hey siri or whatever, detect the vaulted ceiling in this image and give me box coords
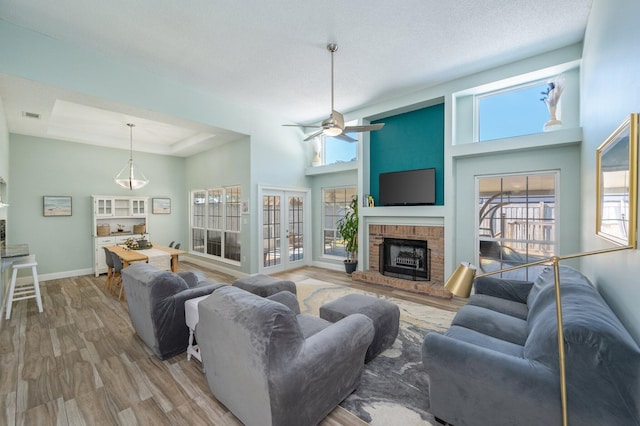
[0,0,593,156]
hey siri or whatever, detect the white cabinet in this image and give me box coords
[92,195,149,276]
[95,198,114,216]
[94,235,130,274]
[131,198,146,216]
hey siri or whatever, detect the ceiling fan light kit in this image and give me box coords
[284,43,384,143]
[114,123,149,190]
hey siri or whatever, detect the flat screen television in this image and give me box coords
[379,168,436,206]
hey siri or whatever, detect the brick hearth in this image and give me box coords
[351,224,452,299]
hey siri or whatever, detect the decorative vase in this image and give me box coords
[543,105,562,132]
[137,239,148,249]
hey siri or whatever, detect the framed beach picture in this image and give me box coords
[43,196,72,217]
[152,198,171,214]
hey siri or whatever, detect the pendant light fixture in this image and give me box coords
[115,123,149,190]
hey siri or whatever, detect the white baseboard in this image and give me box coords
[16,267,94,284]
[311,259,346,272]
[181,255,247,279]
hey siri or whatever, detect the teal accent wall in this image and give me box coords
[369,103,444,205]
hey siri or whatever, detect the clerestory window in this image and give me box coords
[475,75,564,142]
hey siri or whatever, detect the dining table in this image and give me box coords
[106,244,187,273]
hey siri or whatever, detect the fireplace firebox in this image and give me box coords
[380,238,430,281]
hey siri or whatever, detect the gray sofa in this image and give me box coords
[196,285,375,426]
[122,263,224,360]
[422,266,640,426]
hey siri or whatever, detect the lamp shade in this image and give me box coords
[444,262,476,298]
[115,123,149,190]
[323,127,342,137]
[114,160,149,190]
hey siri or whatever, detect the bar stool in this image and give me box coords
[5,255,43,320]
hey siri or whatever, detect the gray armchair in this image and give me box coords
[122,263,224,360]
[196,285,375,426]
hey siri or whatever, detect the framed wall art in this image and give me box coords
[152,197,171,214]
[43,196,72,217]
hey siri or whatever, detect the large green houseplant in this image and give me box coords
[336,195,359,274]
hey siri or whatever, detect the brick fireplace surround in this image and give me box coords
[352,224,451,299]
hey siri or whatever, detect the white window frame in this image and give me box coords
[475,171,560,280]
[473,77,558,143]
[321,186,357,260]
[189,185,242,265]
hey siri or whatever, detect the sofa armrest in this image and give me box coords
[174,283,225,304]
[473,276,533,303]
[267,290,301,314]
[422,332,561,426]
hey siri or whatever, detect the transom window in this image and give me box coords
[322,186,356,258]
[323,133,357,165]
[475,79,557,142]
[476,172,558,280]
[190,186,241,263]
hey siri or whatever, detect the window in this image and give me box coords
[476,79,557,142]
[476,172,558,280]
[323,133,357,165]
[322,186,356,258]
[190,186,241,263]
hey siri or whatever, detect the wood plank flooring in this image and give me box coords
[0,263,461,425]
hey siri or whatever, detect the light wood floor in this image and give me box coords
[0,263,462,425]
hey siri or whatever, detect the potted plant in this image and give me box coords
[136,233,149,249]
[336,195,359,274]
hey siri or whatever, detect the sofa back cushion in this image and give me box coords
[527,266,586,307]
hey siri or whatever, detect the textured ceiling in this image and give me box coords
[0,0,593,155]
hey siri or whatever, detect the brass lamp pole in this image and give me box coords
[445,244,634,426]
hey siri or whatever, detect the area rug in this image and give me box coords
[296,279,456,426]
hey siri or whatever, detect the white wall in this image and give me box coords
[581,0,640,341]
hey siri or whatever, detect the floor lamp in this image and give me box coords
[445,245,634,426]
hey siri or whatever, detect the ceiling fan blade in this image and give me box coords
[335,133,357,143]
[303,129,325,141]
[282,124,322,128]
[344,123,385,132]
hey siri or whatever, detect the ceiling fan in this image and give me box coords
[284,43,384,142]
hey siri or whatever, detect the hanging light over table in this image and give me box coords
[115,123,149,190]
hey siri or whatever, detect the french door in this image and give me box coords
[260,187,309,273]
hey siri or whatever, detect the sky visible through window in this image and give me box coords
[479,83,551,141]
[321,82,554,164]
[324,133,357,164]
